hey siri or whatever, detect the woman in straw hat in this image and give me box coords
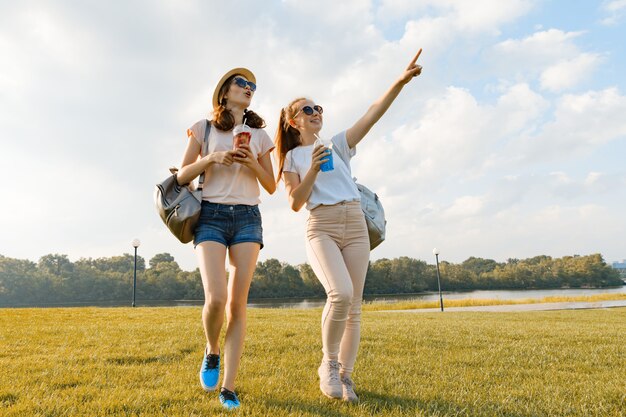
[177,68,275,410]
[274,49,423,403]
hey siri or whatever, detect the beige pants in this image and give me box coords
[306,201,370,376]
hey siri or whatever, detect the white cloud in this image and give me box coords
[539,53,603,92]
[282,0,373,25]
[604,0,626,11]
[494,83,549,134]
[383,198,623,266]
[584,172,604,186]
[377,0,535,33]
[443,195,485,218]
[511,87,626,162]
[0,145,138,254]
[487,28,612,93]
[352,82,548,201]
[379,164,626,259]
[601,0,626,25]
[489,29,594,85]
[494,29,583,56]
[0,7,107,126]
[446,0,535,32]
[548,171,625,199]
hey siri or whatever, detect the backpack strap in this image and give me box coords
[198,120,211,190]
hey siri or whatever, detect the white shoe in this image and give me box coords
[341,376,359,403]
[318,359,342,399]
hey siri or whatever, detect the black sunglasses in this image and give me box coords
[233,77,257,92]
[293,105,323,118]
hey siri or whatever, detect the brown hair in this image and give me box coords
[274,97,307,183]
[212,74,266,131]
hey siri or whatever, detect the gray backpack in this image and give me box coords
[354,179,386,250]
[154,121,210,243]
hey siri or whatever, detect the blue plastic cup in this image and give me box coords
[320,147,334,172]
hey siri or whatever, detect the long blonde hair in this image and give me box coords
[274,97,306,182]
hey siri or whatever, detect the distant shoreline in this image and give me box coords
[2,286,625,309]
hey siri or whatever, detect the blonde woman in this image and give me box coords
[274,50,422,402]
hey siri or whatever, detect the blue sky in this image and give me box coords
[1,0,625,271]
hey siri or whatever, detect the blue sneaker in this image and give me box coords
[219,387,240,410]
[199,350,220,391]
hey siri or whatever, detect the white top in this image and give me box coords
[283,131,360,210]
[187,120,275,205]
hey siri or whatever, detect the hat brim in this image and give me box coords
[212,68,256,110]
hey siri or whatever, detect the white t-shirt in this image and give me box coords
[187,120,275,205]
[283,131,360,210]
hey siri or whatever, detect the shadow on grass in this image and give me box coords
[0,393,18,408]
[106,346,195,366]
[260,397,352,417]
[359,390,530,417]
[258,390,424,417]
[262,390,531,417]
[49,381,81,390]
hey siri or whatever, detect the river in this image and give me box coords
[248,286,626,309]
[4,286,624,309]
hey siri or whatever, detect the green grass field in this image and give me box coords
[1,305,625,416]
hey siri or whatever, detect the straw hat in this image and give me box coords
[212,67,256,110]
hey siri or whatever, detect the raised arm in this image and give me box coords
[345,48,423,149]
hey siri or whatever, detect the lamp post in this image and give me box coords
[132,239,141,307]
[433,248,444,312]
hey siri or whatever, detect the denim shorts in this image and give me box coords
[193,201,264,249]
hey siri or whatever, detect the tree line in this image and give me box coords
[0,253,622,307]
